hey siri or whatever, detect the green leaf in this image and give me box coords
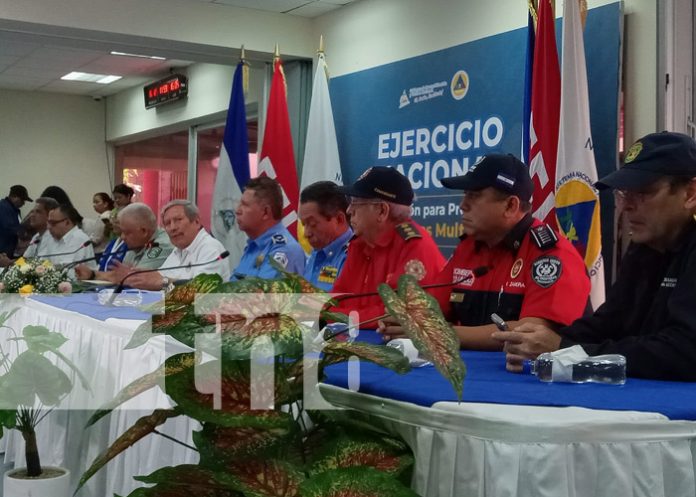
[321,342,411,374]
[166,360,293,429]
[0,409,16,430]
[0,307,19,328]
[77,409,180,493]
[379,275,466,400]
[215,459,305,497]
[318,310,349,324]
[86,353,196,427]
[299,467,419,497]
[133,465,239,494]
[125,311,202,349]
[123,485,240,497]
[19,325,67,353]
[0,350,71,408]
[194,423,296,467]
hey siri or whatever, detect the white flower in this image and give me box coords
[35,265,46,276]
[19,264,31,274]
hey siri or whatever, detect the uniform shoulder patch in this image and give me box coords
[531,255,562,288]
[272,251,289,268]
[147,246,162,259]
[271,234,287,245]
[404,259,427,281]
[396,222,422,241]
[530,224,558,250]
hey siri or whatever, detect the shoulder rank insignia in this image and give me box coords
[396,222,422,241]
[530,224,558,250]
[271,234,287,245]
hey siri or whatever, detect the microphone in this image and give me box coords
[321,265,491,341]
[38,240,93,260]
[108,251,230,305]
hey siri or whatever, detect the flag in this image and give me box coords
[258,57,300,236]
[521,6,536,164]
[528,0,561,227]
[298,51,343,252]
[211,61,251,269]
[555,0,605,308]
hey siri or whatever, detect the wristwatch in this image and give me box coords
[161,275,174,292]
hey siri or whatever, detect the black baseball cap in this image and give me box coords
[9,185,32,202]
[339,166,414,206]
[596,131,696,190]
[441,153,534,202]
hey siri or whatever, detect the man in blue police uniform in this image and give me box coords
[299,181,353,291]
[232,176,305,279]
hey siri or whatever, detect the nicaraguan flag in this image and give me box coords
[211,61,251,269]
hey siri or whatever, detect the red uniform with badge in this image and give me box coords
[331,220,446,327]
[430,215,590,327]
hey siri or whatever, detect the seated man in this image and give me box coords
[232,176,305,279]
[125,200,231,289]
[379,154,590,348]
[299,181,353,291]
[75,203,173,283]
[42,204,96,274]
[331,166,446,327]
[494,132,696,381]
[0,196,58,266]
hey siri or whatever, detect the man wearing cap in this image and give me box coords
[494,132,696,381]
[232,176,305,280]
[380,154,590,348]
[331,166,445,327]
[0,185,32,258]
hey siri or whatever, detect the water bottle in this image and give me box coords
[531,353,627,385]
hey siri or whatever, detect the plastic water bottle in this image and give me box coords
[531,353,627,385]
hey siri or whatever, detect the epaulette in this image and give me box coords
[396,221,422,241]
[271,233,287,245]
[530,224,558,250]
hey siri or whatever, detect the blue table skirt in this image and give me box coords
[30,292,161,321]
[324,331,696,421]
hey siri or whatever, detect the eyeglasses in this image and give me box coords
[613,184,668,205]
[47,218,68,226]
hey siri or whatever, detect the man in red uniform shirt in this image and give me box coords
[331,167,446,327]
[379,154,590,349]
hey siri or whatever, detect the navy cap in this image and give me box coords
[441,154,534,202]
[596,132,696,190]
[9,185,32,202]
[339,166,414,206]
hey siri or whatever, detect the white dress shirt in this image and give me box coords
[38,226,96,277]
[23,231,47,258]
[160,229,231,281]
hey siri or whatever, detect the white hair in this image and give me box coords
[161,199,199,221]
[387,202,412,223]
[118,202,157,231]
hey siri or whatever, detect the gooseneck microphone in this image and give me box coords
[107,251,230,305]
[36,240,93,262]
[65,244,129,270]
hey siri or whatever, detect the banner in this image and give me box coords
[258,58,300,236]
[331,3,620,262]
[211,61,250,269]
[556,0,606,308]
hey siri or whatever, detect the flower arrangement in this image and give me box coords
[0,257,72,295]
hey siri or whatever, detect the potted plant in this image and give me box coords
[76,271,465,496]
[0,308,89,497]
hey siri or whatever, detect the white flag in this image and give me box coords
[301,52,342,188]
[555,0,606,309]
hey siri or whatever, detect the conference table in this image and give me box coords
[2,293,696,497]
[0,292,200,497]
[322,333,696,497]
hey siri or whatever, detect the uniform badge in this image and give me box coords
[255,255,264,268]
[449,291,465,303]
[319,265,338,283]
[272,251,289,268]
[531,256,562,288]
[271,234,287,245]
[147,247,162,259]
[625,141,643,163]
[404,259,427,281]
[510,258,523,279]
[452,268,475,287]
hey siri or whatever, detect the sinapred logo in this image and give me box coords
[450,70,469,100]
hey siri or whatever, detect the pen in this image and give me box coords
[491,313,509,331]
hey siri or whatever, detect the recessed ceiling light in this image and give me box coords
[110,51,166,60]
[61,72,123,84]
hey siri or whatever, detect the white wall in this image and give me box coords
[0,90,110,219]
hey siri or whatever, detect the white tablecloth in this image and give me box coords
[319,384,696,497]
[1,297,199,497]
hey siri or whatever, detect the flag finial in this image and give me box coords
[240,44,246,62]
[240,45,249,98]
[274,43,280,62]
[318,35,325,55]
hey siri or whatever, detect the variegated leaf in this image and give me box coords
[78,409,180,493]
[379,274,466,400]
[193,423,295,465]
[321,342,410,374]
[216,459,305,497]
[124,482,240,497]
[133,465,240,496]
[86,353,196,427]
[299,467,419,497]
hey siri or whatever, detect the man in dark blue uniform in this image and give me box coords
[495,132,696,381]
[0,185,32,258]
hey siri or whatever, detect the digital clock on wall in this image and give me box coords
[143,74,188,109]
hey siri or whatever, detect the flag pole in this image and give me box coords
[240,45,249,97]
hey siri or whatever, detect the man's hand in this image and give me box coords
[74,263,94,280]
[109,260,136,283]
[125,271,165,291]
[491,322,562,373]
[376,316,407,342]
[0,253,12,267]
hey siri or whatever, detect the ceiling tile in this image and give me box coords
[289,1,340,16]
[213,0,310,13]
[0,40,40,57]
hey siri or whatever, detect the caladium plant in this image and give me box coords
[78,272,465,496]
